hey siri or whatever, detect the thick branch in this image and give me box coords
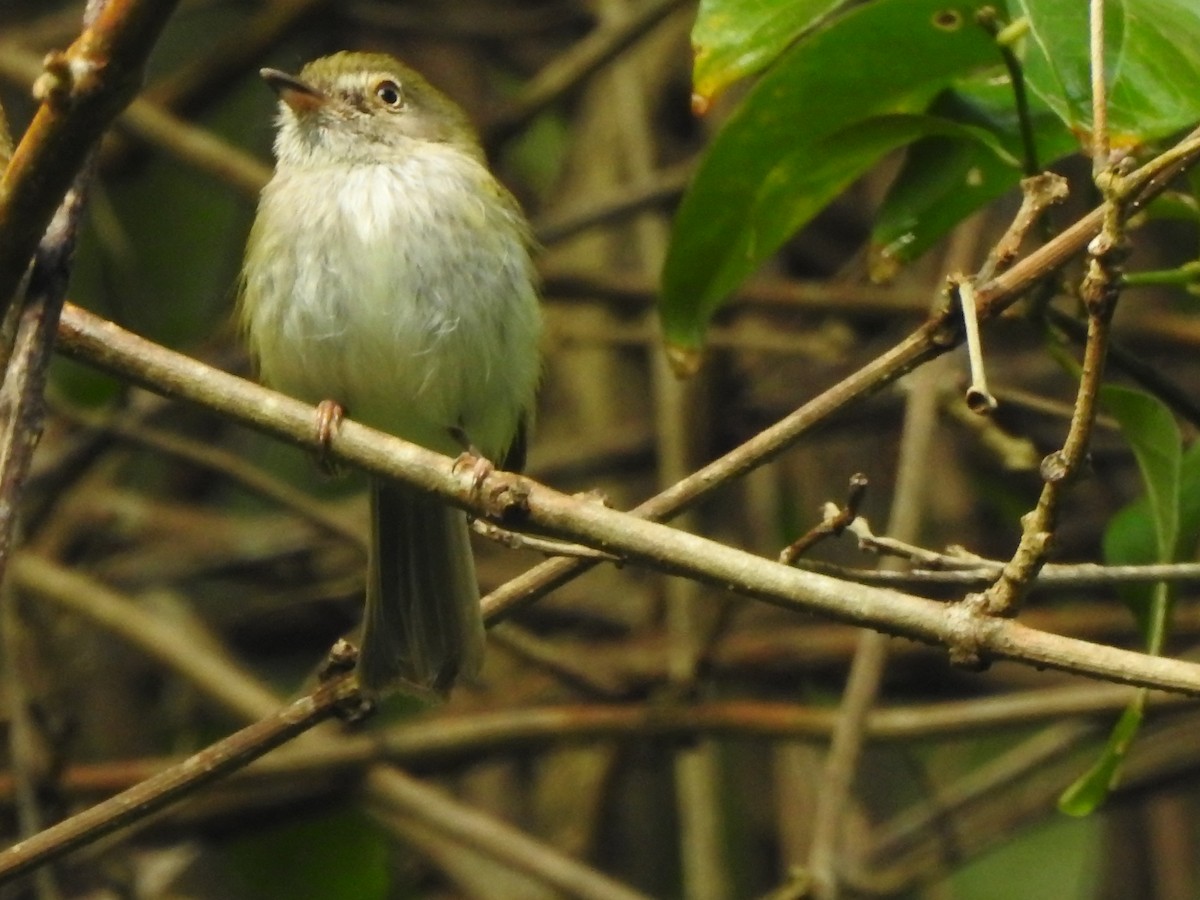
[51,304,1200,697]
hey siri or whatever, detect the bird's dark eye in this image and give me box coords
[374,80,403,109]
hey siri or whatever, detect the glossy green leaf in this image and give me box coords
[1103,494,1158,623]
[661,0,1000,365]
[1176,442,1200,560]
[1105,441,1200,632]
[1100,384,1180,648]
[1011,0,1200,146]
[1139,192,1200,225]
[1100,384,1181,564]
[691,0,848,104]
[871,129,1014,281]
[1059,698,1144,816]
[869,81,1079,277]
[1065,386,1187,814]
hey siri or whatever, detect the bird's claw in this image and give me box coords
[314,399,346,474]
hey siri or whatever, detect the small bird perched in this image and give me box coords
[240,52,542,697]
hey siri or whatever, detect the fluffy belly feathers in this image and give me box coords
[242,154,540,459]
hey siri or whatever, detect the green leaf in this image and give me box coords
[1071,387,1188,814]
[869,82,1079,277]
[1176,442,1200,560]
[1099,384,1181,563]
[661,0,1000,365]
[1100,384,1180,647]
[1011,0,1200,147]
[691,0,848,104]
[1105,440,1200,637]
[870,130,1014,282]
[1139,192,1200,225]
[1103,495,1158,622]
[1059,697,1145,816]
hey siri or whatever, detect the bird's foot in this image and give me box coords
[314,399,345,475]
[448,425,496,493]
[452,449,495,495]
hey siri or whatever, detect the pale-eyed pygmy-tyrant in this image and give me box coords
[240,52,541,696]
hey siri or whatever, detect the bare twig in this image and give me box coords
[16,553,653,898]
[8,686,1197,808]
[1090,0,1109,173]
[534,160,692,245]
[0,667,362,884]
[1046,304,1200,430]
[952,278,996,412]
[803,558,1200,590]
[55,401,362,546]
[807,354,945,899]
[779,474,868,565]
[971,152,1131,622]
[481,128,1200,657]
[0,138,95,582]
[0,42,271,198]
[977,173,1069,283]
[497,139,1196,629]
[0,0,182,315]
[484,0,686,143]
[472,518,619,561]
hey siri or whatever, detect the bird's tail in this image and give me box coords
[357,479,484,697]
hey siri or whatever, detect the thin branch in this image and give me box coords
[14,552,653,898]
[1090,0,1109,173]
[972,145,1130,621]
[803,558,1200,590]
[807,351,947,899]
[8,686,1197,805]
[0,0,182,315]
[778,474,868,565]
[0,42,271,198]
[0,667,362,884]
[50,304,1200,696]
[490,131,1200,628]
[977,173,1069,283]
[1046,303,1200,430]
[534,160,692,245]
[484,0,687,144]
[0,147,94,585]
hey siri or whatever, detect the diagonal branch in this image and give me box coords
[0,0,181,314]
[50,303,1200,697]
[0,666,361,884]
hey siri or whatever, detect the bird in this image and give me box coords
[239,51,541,697]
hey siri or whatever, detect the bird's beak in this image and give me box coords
[260,68,326,114]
